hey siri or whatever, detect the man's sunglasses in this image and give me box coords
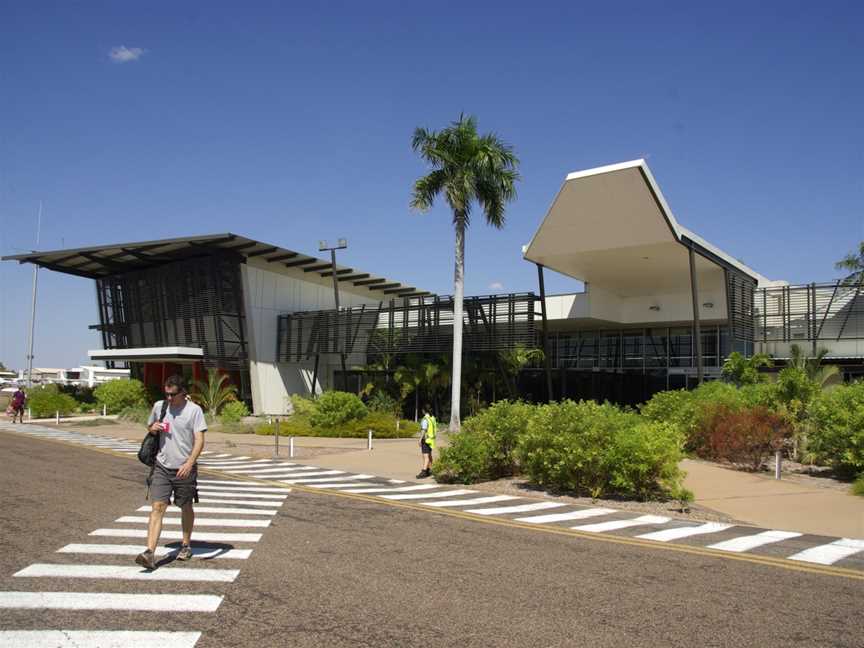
[165,390,183,397]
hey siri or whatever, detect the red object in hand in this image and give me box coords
[162,421,170,433]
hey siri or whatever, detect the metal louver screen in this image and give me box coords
[277,293,537,361]
[93,252,249,370]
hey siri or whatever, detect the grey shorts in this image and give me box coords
[420,440,433,455]
[150,462,198,507]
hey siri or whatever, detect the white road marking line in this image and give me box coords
[116,516,271,528]
[787,538,864,565]
[382,489,477,500]
[425,495,519,508]
[200,461,276,469]
[197,497,285,507]
[707,530,803,553]
[515,508,617,524]
[343,484,440,494]
[464,501,565,515]
[0,591,223,612]
[389,479,406,483]
[15,563,239,582]
[224,466,307,474]
[196,485,290,494]
[306,482,379,489]
[280,474,375,484]
[57,544,252,559]
[214,471,309,479]
[274,470,345,480]
[195,492,287,501]
[137,505,277,516]
[198,456,250,462]
[90,529,262,542]
[572,514,670,533]
[0,630,202,647]
[637,522,733,542]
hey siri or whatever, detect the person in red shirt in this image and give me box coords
[11,388,26,424]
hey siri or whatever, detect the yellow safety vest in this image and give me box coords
[423,414,437,449]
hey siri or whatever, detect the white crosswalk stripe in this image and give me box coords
[0,629,201,647]
[90,528,263,542]
[707,530,803,553]
[0,591,223,612]
[515,508,616,524]
[281,474,375,484]
[637,522,733,542]
[343,484,440,494]
[382,489,476,500]
[787,538,864,565]
[196,491,287,500]
[306,482,379,489]
[15,563,240,583]
[116,516,272,528]
[465,501,565,515]
[57,544,252,560]
[197,496,285,506]
[572,515,670,533]
[423,495,519,508]
[137,505,277,516]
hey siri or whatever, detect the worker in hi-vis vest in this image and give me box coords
[417,406,437,479]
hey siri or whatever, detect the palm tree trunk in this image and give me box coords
[449,213,466,431]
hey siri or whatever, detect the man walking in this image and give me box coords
[136,374,207,570]
[416,406,437,479]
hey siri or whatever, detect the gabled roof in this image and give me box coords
[2,233,430,298]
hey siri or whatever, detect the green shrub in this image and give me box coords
[255,412,417,439]
[462,400,534,477]
[517,400,686,500]
[119,405,151,426]
[641,381,778,452]
[26,384,78,418]
[366,390,400,416]
[808,381,864,473]
[289,394,316,416]
[94,379,148,414]
[218,400,250,424]
[433,432,496,483]
[852,474,864,497]
[309,391,367,428]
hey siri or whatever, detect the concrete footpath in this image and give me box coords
[29,418,864,540]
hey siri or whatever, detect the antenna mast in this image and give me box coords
[25,202,42,387]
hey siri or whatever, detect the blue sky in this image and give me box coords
[1,1,862,370]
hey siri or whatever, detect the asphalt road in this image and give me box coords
[0,430,860,648]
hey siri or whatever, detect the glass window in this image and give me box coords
[578,331,598,368]
[598,331,621,368]
[622,331,643,368]
[558,334,578,368]
[645,328,667,367]
[669,327,692,367]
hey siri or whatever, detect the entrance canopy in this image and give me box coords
[523,160,770,296]
[88,347,204,363]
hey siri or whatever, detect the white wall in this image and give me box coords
[544,269,727,326]
[242,261,381,414]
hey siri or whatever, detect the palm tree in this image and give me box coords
[836,241,864,285]
[192,368,238,417]
[721,352,773,386]
[411,114,520,431]
[787,344,841,389]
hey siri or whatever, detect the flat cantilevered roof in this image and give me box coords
[523,160,773,296]
[2,233,430,298]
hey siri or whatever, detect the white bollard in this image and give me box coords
[55,410,60,424]
[27,408,31,421]
[367,429,373,451]
[774,450,782,480]
[289,436,295,458]
[102,404,107,417]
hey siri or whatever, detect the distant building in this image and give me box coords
[15,366,130,388]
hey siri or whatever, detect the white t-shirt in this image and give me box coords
[147,399,207,469]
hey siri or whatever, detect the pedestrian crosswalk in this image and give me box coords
[0,422,290,647]
[6,422,864,574]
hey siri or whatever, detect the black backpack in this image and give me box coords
[137,400,169,466]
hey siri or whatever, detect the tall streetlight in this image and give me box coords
[319,238,348,384]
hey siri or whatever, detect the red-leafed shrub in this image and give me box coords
[695,406,790,470]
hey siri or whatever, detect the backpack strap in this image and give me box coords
[145,400,171,500]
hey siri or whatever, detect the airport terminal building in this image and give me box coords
[5,160,861,413]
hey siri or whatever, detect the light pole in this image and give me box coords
[319,238,348,385]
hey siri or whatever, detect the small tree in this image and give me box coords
[787,344,841,389]
[721,352,773,386]
[836,241,864,285]
[93,379,148,414]
[192,369,237,416]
